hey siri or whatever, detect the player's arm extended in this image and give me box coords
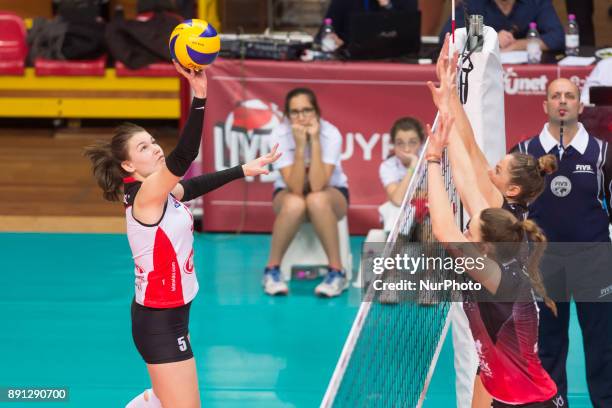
[448,90,503,209]
[427,42,494,216]
[436,35,503,208]
[427,114,502,294]
[172,145,280,201]
[134,65,207,223]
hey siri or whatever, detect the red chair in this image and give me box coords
[0,11,28,75]
[35,54,107,76]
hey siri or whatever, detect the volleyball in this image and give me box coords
[169,19,220,71]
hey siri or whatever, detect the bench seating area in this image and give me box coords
[0,11,180,119]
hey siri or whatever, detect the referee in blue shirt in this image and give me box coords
[514,78,612,407]
[440,0,565,52]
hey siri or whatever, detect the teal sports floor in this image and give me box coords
[0,233,592,407]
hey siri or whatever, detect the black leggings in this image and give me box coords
[131,299,193,364]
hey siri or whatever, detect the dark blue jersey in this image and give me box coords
[515,123,612,242]
[502,198,528,221]
[463,258,558,404]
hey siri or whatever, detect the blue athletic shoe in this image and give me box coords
[315,268,348,297]
[263,266,289,296]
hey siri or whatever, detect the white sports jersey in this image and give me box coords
[379,155,409,187]
[124,179,199,308]
[270,118,349,190]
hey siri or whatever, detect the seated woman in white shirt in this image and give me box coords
[378,117,425,231]
[264,88,350,297]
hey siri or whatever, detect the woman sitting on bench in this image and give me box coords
[263,88,349,297]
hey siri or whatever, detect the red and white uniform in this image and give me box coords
[124,179,198,308]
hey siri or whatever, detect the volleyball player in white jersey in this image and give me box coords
[85,63,280,408]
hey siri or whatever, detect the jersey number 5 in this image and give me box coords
[177,336,187,352]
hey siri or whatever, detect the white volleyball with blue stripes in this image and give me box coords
[169,19,220,70]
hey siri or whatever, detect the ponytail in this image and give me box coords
[537,154,558,177]
[519,219,557,317]
[509,153,558,205]
[83,123,144,202]
[84,142,126,201]
[480,208,557,316]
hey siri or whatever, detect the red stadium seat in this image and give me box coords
[0,11,28,75]
[115,61,177,77]
[35,55,107,77]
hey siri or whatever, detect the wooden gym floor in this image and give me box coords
[0,123,177,233]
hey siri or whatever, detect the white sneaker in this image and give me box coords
[315,269,348,297]
[263,267,289,296]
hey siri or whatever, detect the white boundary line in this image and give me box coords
[417,309,452,407]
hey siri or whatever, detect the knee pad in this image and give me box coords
[125,389,162,408]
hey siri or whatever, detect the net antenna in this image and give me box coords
[458,0,484,105]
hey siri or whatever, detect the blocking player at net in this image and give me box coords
[426,111,565,408]
[428,34,558,407]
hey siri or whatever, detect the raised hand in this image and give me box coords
[242,143,282,177]
[426,112,455,159]
[173,61,208,99]
[427,39,458,114]
[435,34,452,82]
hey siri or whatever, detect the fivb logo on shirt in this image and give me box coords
[550,175,572,197]
[574,164,594,174]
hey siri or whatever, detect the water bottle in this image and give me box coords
[526,22,542,64]
[565,14,580,56]
[321,18,338,53]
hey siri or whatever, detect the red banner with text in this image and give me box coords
[199,59,593,234]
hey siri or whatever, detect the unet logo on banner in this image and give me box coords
[503,67,586,96]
